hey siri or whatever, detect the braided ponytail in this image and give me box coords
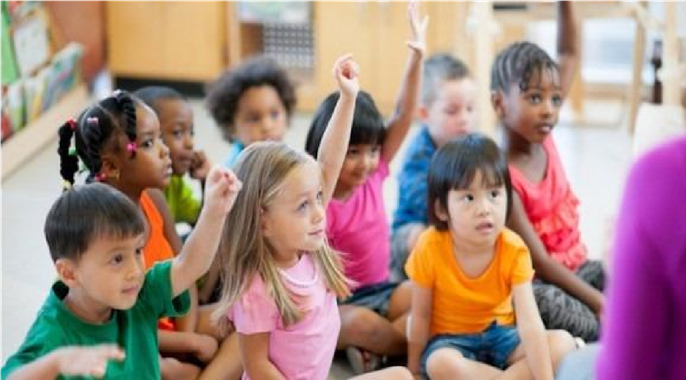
[114,90,138,157]
[57,119,79,189]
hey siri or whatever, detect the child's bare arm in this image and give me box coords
[171,166,241,297]
[318,55,360,205]
[513,282,554,380]
[381,0,427,163]
[408,282,432,378]
[7,345,124,380]
[239,333,287,380]
[508,192,604,314]
[158,330,218,363]
[556,1,580,99]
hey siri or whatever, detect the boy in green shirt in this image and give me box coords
[2,166,241,379]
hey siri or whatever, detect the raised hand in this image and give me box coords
[203,165,242,215]
[189,150,211,181]
[57,345,125,377]
[407,0,429,54]
[332,54,360,99]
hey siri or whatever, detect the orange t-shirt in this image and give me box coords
[405,227,534,336]
[140,190,177,330]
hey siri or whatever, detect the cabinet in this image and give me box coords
[106,2,227,82]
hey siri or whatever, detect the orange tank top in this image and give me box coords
[140,190,177,330]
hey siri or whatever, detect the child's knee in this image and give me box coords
[427,348,465,379]
[341,308,386,339]
[547,329,577,366]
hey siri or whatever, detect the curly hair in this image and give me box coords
[205,55,296,141]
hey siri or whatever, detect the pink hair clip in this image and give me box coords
[126,142,137,154]
[67,118,77,130]
[86,117,99,126]
[94,173,106,182]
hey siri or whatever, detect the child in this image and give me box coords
[134,86,211,227]
[205,55,296,168]
[490,3,605,342]
[406,133,576,379]
[304,1,426,372]
[1,166,241,378]
[52,90,242,378]
[212,55,410,380]
[390,53,476,282]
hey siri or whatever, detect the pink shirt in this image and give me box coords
[326,160,390,289]
[229,254,340,380]
[509,137,587,271]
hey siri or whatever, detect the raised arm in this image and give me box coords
[318,55,360,205]
[382,0,428,162]
[512,282,554,380]
[171,166,241,297]
[507,192,604,314]
[556,1,580,99]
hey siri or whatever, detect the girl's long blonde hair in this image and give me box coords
[213,142,350,332]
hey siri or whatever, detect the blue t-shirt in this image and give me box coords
[392,125,437,230]
[223,141,245,169]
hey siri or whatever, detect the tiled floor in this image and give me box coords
[1,99,634,378]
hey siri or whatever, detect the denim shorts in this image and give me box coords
[420,322,521,378]
[339,281,399,316]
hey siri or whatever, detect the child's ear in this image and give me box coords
[260,208,273,238]
[433,199,449,222]
[100,154,121,180]
[491,90,505,119]
[417,104,430,123]
[55,258,79,288]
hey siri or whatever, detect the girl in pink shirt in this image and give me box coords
[491,12,605,342]
[304,2,427,373]
[212,57,410,380]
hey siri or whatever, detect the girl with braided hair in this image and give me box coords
[490,2,606,344]
[56,90,242,379]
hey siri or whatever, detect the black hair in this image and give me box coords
[134,86,186,115]
[490,41,559,93]
[44,183,146,262]
[205,55,296,141]
[422,53,471,105]
[305,91,385,158]
[57,90,141,185]
[427,133,512,230]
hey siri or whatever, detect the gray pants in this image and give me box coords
[389,223,424,282]
[534,260,605,342]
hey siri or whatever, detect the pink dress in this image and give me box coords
[229,254,340,380]
[508,137,587,271]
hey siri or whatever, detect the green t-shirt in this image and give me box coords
[163,175,201,225]
[1,261,190,379]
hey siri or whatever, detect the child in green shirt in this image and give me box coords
[2,164,241,379]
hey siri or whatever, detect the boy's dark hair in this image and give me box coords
[422,53,471,105]
[427,133,512,230]
[490,41,559,93]
[45,183,146,262]
[305,91,385,158]
[57,90,144,185]
[205,55,296,141]
[134,86,186,115]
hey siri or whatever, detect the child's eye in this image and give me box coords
[316,191,323,203]
[140,139,154,148]
[462,194,474,202]
[529,94,541,104]
[490,190,501,199]
[173,129,183,139]
[135,247,144,257]
[347,149,360,157]
[552,95,563,107]
[297,200,309,212]
[270,110,282,119]
[111,254,124,265]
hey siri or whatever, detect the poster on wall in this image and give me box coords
[238,2,310,25]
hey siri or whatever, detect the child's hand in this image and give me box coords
[204,165,242,215]
[192,334,219,363]
[190,150,211,181]
[57,345,125,377]
[333,54,360,99]
[407,0,428,55]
